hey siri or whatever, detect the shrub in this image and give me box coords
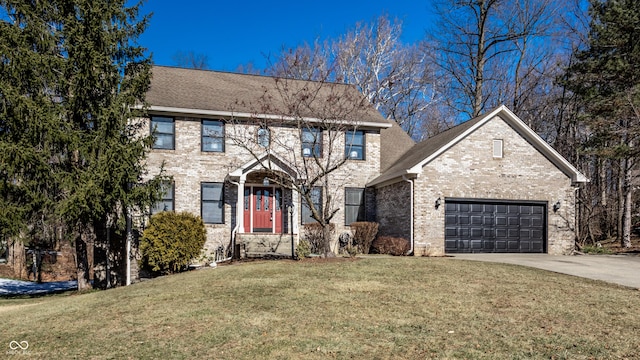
[302,223,335,254]
[295,239,311,259]
[350,222,379,254]
[140,212,207,275]
[581,244,613,254]
[371,236,410,256]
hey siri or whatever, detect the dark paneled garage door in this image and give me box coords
[444,200,546,253]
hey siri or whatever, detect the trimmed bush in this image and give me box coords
[295,239,311,259]
[350,222,379,254]
[371,236,410,256]
[140,212,207,275]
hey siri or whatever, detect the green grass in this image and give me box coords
[2,257,640,359]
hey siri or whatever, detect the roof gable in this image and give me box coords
[229,151,301,181]
[368,105,588,187]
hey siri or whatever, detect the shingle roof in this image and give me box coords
[380,112,485,176]
[380,120,416,172]
[146,66,389,126]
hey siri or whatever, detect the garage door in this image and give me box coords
[444,200,545,253]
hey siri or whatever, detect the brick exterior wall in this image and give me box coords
[144,115,382,260]
[378,115,578,256]
[0,239,77,282]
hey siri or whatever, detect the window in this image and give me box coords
[0,237,7,263]
[302,128,322,157]
[345,188,366,225]
[493,139,503,158]
[202,120,225,152]
[202,182,224,224]
[151,182,174,214]
[275,188,282,211]
[301,187,322,224]
[257,127,270,148]
[345,130,365,160]
[151,116,175,150]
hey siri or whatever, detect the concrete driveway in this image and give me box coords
[450,253,640,289]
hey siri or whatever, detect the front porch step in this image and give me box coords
[236,233,296,257]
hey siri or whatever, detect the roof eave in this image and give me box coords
[138,105,391,129]
[367,169,420,188]
[371,105,589,187]
[496,106,589,184]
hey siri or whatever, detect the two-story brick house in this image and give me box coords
[0,66,589,283]
[144,66,414,258]
[144,66,587,262]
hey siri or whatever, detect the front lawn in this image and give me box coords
[1,257,639,359]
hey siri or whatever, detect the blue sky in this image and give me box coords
[138,1,434,71]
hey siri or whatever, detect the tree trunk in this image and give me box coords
[617,159,624,242]
[75,235,92,290]
[621,158,632,248]
[322,224,333,257]
[9,240,28,279]
[472,0,489,118]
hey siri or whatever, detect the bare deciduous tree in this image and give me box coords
[428,0,562,119]
[172,50,210,70]
[227,73,373,256]
[266,15,445,140]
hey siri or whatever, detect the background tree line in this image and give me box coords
[222,0,635,248]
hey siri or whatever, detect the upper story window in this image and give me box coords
[493,139,503,158]
[151,116,175,150]
[302,127,322,157]
[202,120,225,152]
[345,130,365,160]
[257,126,270,148]
[151,181,174,214]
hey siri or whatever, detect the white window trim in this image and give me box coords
[493,139,503,158]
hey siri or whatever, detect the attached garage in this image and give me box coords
[369,105,588,256]
[444,199,546,253]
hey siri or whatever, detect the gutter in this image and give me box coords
[126,210,132,286]
[402,175,414,256]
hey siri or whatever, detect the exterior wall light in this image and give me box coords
[435,197,442,209]
[263,177,270,186]
[553,201,561,212]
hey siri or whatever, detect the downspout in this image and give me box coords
[221,179,241,263]
[402,175,414,256]
[574,186,580,248]
[125,210,132,286]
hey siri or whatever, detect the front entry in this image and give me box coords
[244,186,283,233]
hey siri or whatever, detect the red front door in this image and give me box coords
[244,187,283,233]
[253,187,272,232]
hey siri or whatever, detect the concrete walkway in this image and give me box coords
[450,253,640,289]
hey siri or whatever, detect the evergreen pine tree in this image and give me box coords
[0,1,66,250]
[0,0,165,288]
[565,0,640,248]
